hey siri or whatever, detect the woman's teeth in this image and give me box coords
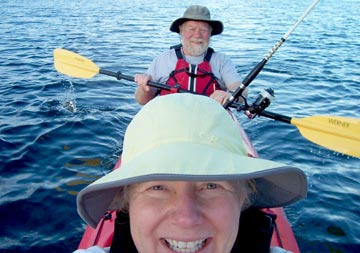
[165,239,206,253]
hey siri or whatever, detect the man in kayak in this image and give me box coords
[134,5,247,105]
[75,93,307,253]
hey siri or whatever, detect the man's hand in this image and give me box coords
[134,74,157,105]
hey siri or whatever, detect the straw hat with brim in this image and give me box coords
[77,93,307,228]
[170,5,224,36]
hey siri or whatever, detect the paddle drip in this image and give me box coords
[61,79,77,113]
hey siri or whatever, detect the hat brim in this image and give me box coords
[77,142,307,228]
[170,18,223,36]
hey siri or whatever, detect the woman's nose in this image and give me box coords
[169,192,204,228]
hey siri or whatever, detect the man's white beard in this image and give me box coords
[183,39,209,56]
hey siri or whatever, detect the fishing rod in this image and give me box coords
[224,0,321,109]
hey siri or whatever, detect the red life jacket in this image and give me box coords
[160,45,222,96]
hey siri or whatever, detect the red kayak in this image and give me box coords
[77,115,300,253]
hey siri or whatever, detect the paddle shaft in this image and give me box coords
[259,110,291,123]
[224,0,320,109]
[100,68,293,122]
[99,69,197,94]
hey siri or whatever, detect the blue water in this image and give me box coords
[1,0,359,252]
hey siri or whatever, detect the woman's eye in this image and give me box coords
[150,185,164,191]
[206,183,218,189]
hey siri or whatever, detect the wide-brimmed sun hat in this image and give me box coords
[77,93,307,228]
[170,5,224,36]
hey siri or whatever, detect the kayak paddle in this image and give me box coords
[53,48,195,94]
[53,48,360,158]
[260,111,360,158]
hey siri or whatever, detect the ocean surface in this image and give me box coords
[1,0,359,252]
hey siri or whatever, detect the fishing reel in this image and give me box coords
[244,88,275,119]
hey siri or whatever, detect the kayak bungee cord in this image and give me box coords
[224,0,321,109]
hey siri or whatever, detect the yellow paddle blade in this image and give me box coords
[291,116,360,158]
[53,48,100,78]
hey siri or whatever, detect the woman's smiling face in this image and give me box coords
[128,180,245,253]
